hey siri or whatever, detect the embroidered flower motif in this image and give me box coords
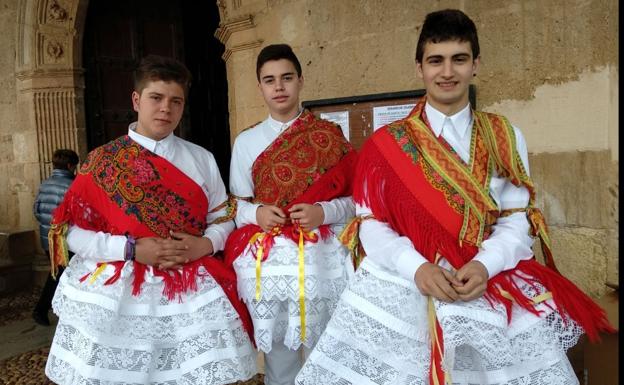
[133,158,156,184]
[251,111,351,206]
[166,194,177,206]
[421,160,464,214]
[86,137,207,238]
[389,123,418,164]
[451,193,465,205]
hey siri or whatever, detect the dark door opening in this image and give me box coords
[83,0,231,184]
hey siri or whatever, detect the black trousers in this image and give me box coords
[33,252,68,315]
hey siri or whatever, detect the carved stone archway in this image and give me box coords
[16,0,89,180]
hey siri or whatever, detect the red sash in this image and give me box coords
[224,110,357,265]
[49,135,254,341]
[353,97,613,383]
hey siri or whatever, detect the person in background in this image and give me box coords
[32,148,79,326]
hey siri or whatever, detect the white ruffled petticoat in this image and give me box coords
[233,224,354,353]
[45,256,257,385]
[295,258,583,385]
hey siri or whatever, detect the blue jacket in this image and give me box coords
[33,169,75,251]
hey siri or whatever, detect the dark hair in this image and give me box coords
[133,55,192,95]
[52,149,79,170]
[415,9,480,63]
[256,44,302,81]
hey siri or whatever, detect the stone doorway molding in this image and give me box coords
[16,0,89,181]
[16,0,267,182]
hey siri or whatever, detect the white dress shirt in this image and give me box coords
[359,102,535,282]
[66,123,234,261]
[229,112,355,227]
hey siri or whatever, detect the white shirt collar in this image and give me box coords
[267,109,303,133]
[424,102,472,139]
[128,121,176,153]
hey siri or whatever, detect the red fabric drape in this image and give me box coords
[352,106,613,344]
[49,135,254,342]
[224,111,357,265]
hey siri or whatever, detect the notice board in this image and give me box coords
[302,85,476,150]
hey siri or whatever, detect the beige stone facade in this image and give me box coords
[216,0,618,297]
[0,0,617,297]
[1,0,87,234]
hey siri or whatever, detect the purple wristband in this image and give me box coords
[124,235,136,261]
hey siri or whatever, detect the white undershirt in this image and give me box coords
[66,123,234,261]
[359,102,535,282]
[229,112,355,227]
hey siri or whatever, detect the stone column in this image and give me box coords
[215,0,265,144]
[16,0,88,182]
[12,0,88,282]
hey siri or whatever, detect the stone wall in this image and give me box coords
[0,0,87,237]
[216,0,618,297]
[0,0,25,230]
[0,0,617,297]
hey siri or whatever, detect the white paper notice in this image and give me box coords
[373,104,416,131]
[320,111,350,141]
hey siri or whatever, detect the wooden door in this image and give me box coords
[83,1,231,182]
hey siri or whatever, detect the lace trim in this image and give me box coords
[233,235,352,302]
[46,335,256,385]
[48,256,256,384]
[295,261,582,385]
[246,296,339,352]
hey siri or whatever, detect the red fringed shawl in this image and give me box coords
[353,97,613,341]
[354,97,614,384]
[224,110,357,265]
[48,135,254,341]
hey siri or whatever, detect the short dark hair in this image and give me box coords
[256,44,302,81]
[133,55,192,95]
[52,149,79,170]
[415,9,480,63]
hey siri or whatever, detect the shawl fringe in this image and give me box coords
[354,132,614,343]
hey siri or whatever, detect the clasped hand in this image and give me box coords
[414,260,488,303]
[133,231,214,270]
[256,203,325,233]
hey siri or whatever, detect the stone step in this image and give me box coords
[0,229,37,294]
[0,229,37,265]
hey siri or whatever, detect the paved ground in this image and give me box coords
[0,287,264,385]
[0,286,588,385]
[0,288,58,361]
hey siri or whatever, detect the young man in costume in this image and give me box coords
[32,148,79,326]
[296,9,613,385]
[225,44,357,385]
[45,55,256,385]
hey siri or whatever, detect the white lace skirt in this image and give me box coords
[233,225,354,353]
[295,258,583,385]
[46,256,257,385]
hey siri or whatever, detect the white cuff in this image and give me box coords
[111,236,128,260]
[204,230,223,254]
[396,249,429,282]
[66,226,128,261]
[316,201,332,225]
[473,249,505,279]
[236,200,262,226]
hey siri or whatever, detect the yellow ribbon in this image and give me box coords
[251,225,314,342]
[427,253,452,385]
[253,232,267,301]
[499,289,553,304]
[88,263,108,284]
[298,228,307,342]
